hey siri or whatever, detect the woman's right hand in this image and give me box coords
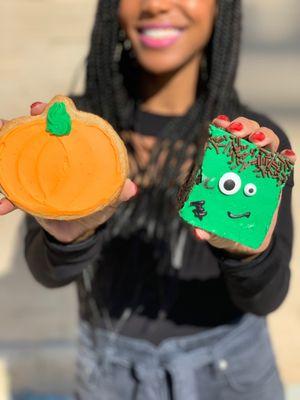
[0,102,137,243]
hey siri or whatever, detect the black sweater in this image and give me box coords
[24,108,294,345]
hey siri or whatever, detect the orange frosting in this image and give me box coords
[0,119,124,217]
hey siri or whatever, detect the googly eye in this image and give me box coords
[244,183,257,196]
[219,172,241,195]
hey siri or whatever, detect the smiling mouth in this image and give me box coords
[138,26,184,48]
[227,211,251,219]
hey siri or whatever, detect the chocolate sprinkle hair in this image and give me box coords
[206,132,294,186]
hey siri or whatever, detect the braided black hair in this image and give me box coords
[76,0,241,123]
[72,0,243,261]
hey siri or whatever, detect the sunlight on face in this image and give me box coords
[118,0,217,74]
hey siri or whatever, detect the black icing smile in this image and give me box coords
[227,211,251,219]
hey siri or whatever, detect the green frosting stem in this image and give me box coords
[46,102,72,136]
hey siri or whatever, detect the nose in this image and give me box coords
[141,0,173,15]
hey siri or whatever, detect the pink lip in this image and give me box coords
[139,34,181,49]
[139,23,181,29]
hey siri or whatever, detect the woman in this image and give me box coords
[0,0,296,399]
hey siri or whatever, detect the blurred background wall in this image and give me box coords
[0,0,299,397]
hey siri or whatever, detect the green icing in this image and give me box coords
[179,125,293,249]
[46,102,72,136]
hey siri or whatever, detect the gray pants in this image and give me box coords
[75,314,284,400]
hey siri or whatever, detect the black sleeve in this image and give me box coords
[215,111,294,315]
[24,215,105,288]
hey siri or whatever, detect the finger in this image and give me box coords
[280,149,297,164]
[248,127,280,152]
[30,102,47,116]
[118,179,138,203]
[0,119,7,129]
[193,228,212,241]
[0,198,17,215]
[212,115,231,129]
[227,117,260,138]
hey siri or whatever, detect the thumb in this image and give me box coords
[0,119,7,129]
[118,179,138,203]
[193,228,212,241]
[30,101,47,116]
[0,198,17,215]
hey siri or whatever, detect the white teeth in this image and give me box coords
[142,28,181,39]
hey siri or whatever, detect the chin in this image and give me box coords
[135,52,189,75]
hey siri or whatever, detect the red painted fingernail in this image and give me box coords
[227,122,243,132]
[30,101,43,109]
[251,132,265,142]
[217,115,230,121]
[283,149,295,157]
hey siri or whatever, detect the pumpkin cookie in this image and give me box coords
[178,124,293,249]
[0,95,129,219]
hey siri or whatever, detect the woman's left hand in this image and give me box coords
[193,115,297,260]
